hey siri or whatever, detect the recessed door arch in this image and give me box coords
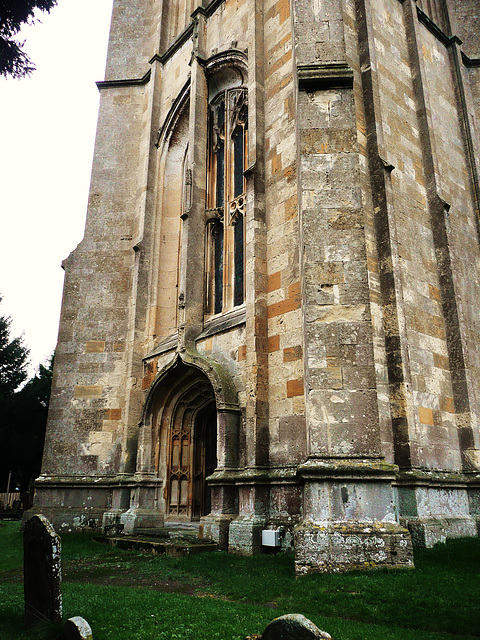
[151,366,217,521]
[193,402,217,519]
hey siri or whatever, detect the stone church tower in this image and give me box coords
[32,0,480,572]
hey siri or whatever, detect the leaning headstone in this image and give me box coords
[64,616,93,640]
[23,514,62,628]
[261,614,332,640]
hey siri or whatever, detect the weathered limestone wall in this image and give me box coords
[264,0,305,468]
[33,0,479,567]
[42,81,147,477]
[37,0,164,525]
[368,0,461,471]
[105,0,162,80]
[348,0,480,547]
[291,0,414,573]
[420,23,480,460]
[450,0,480,58]
[205,0,249,52]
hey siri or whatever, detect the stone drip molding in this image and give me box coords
[297,62,354,91]
[96,69,151,90]
[395,468,480,488]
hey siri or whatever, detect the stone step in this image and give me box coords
[137,523,201,540]
[93,533,218,557]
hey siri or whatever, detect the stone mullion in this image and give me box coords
[354,0,416,469]
[402,0,479,463]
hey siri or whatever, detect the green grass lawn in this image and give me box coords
[1,520,479,640]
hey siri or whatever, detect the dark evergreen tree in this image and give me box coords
[0,297,30,493]
[0,298,29,400]
[0,0,57,78]
[1,357,53,495]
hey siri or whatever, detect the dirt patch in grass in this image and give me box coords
[77,573,200,594]
[5,550,281,607]
[1,568,22,583]
[62,555,208,596]
[1,549,207,597]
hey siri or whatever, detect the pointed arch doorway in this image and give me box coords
[152,366,218,522]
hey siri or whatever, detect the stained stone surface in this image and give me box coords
[23,514,62,627]
[30,0,480,571]
[64,616,94,640]
[262,614,332,640]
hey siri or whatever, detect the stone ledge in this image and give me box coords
[462,52,480,67]
[298,457,398,482]
[198,305,246,339]
[96,69,151,90]
[144,333,178,359]
[297,63,354,91]
[34,474,159,489]
[395,469,480,488]
[208,466,298,486]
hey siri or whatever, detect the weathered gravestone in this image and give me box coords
[261,614,332,640]
[23,514,62,627]
[64,616,94,640]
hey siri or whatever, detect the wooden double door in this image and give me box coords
[160,380,217,521]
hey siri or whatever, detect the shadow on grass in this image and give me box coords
[1,521,479,640]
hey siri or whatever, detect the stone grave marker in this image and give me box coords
[261,614,332,640]
[64,616,94,640]
[23,514,62,627]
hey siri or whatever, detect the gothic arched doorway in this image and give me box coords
[152,366,217,522]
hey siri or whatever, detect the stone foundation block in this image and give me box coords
[294,522,413,574]
[119,508,164,534]
[402,516,478,548]
[200,513,235,549]
[228,515,266,555]
[23,507,104,533]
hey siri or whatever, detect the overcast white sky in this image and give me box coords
[0,0,114,375]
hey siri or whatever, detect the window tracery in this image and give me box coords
[206,85,248,316]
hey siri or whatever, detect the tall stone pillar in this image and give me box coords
[293,0,413,572]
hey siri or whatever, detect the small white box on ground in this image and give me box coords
[262,529,281,547]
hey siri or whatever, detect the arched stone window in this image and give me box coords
[205,71,248,316]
